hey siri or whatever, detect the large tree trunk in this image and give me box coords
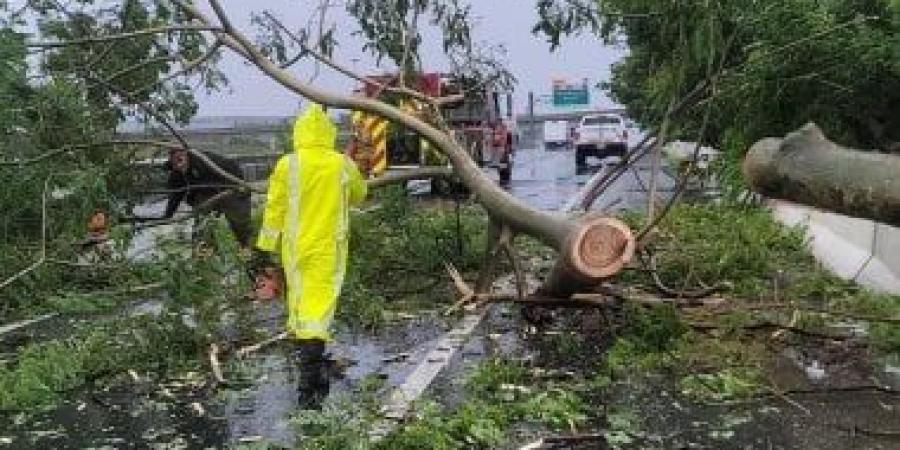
[743,123,900,227]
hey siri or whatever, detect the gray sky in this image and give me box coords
[197,0,625,117]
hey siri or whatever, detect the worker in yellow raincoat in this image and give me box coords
[255,104,367,409]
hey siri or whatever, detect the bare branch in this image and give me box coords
[308,0,333,83]
[236,332,289,358]
[27,25,221,48]
[367,166,455,188]
[105,55,178,83]
[209,343,226,384]
[634,28,738,243]
[83,74,260,193]
[399,4,420,87]
[641,251,729,299]
[0,144,90,166]
[0,139,187,166]
[261,10,459,106]
[646,97,675,220]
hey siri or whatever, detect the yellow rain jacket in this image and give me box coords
[256,105,367,340]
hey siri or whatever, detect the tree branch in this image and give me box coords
[27,25,221,48]
[641,251,729,299]
[261,10,460,107]
[84,74,260,193]
[104,55,177,83]
[0,139,188,166]
[134,39,223,96]
[131,188,237,229]
[635,28,738,243]
[366,166,455,188]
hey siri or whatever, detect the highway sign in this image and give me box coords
[553,88,589,106]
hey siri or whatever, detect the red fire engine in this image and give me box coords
[346,72,516,184]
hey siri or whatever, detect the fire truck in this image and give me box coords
[346,72,516,185]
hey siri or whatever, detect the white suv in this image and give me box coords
[574,114,628,167]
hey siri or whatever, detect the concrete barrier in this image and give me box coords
[768,199,900,294]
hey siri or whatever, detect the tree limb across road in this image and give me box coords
[744,123,900,227]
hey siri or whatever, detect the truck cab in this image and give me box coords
[574,114,628,167]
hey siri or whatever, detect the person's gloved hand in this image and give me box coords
[247,249,282,301]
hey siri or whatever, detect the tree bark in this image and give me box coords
[743,123,900,227]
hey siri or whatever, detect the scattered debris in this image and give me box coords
[236,332,289,358]
[190,402,206,417]
[209,344,225,384]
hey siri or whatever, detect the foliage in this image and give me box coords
[289,357,588,449]
[346,0,473,70]
[630,204,814,299]
[535,0,900,189]
[376,359,586,448]
[0,216,251,412]
[603,407,640,449]
[31,0,224,126]
[614,202,898,395]
[339,188,486,329]
[0,313,202,411]
[679,368,759,401]
[632,202,900,327]
[0,0,233,323]
[604,305,686,373]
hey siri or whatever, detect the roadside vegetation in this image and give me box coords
[341,186,487,330]
[0,189,485,414]
[616,201,900,389]
[2,0,898,447]
[280,355,591,450]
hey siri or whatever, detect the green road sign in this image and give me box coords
[553,88,589,106]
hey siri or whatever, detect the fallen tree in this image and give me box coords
[743,123,900,227]
[25,0,636,300]
[170,0,635,299]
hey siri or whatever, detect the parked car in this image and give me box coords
[543,120,570,150]
[574,114,628,167]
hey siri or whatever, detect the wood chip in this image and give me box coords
[190,402,206,417]
[127,369,141,383]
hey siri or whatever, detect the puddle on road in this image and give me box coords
[508,148,689,213]
[218,300,451,447]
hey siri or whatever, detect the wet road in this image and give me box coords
[0,139,683,449]
[507,143,676,213]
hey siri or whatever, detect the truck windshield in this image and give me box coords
[582,116,621,126]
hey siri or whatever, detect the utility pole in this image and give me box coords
[528,91,535,147]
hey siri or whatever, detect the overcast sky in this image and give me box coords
[195,0,625,117]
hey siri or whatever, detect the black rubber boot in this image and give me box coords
[296,339,329,410]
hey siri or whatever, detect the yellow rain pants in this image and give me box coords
[256,105,367,340]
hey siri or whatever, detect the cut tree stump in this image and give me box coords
[743,123,900,227]
[539,215,636,298]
